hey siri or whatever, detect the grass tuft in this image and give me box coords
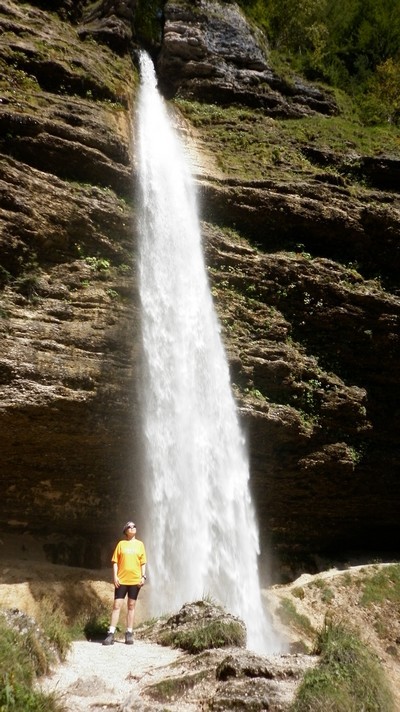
[291,619,395,712]
[360,564,400,607]
[277,597,314,636]
[157,619,246,654]
[0,611,65,711]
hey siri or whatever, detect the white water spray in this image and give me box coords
[136,52,280,653]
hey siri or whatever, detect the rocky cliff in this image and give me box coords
[0,0,399,578]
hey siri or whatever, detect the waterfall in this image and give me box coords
[136,51,280,653]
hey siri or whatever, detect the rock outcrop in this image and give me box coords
[132,600,315,711]
[0,0,399,578]
[0,0,138,564]
[157,0,337,117]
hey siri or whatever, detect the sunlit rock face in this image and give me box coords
[0,0,399,578]
[157,0,337,117]
[0,0,139,566]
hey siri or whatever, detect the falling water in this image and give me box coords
[136,51,280,653]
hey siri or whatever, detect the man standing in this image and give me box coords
[103,521,147,645]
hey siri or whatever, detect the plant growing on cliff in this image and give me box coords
[277,597,314,636]
[134,0,164,48]
[0,612,65,711]
[360,564,400,607]
[291,619,395,711]
[235,0,400,125]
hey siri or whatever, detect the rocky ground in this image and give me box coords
[0,0,399,607]
[40,639,186,712]
[1,554,399,710]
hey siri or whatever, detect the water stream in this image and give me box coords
[136,51,281,653]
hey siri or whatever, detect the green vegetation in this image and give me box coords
[233,0,400,125]
[0,588,124,707]
[157,619,246,653]
[80,602,115,641]
[277,597,314,636]
[291,619,395,712]
[0,611,66,712]
[27,584,114,644]
[145,670,208,702]
[360,564,400,607]
[134,0,164,47]
[37,598,71,662]
[176,99,400,183]
[0,57,40,94]
[311,578,335,604]
[0,17,134,105]
[84,256,111,272]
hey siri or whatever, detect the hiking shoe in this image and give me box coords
[102,632,115,646]
[125,631,134,645]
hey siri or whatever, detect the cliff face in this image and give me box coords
[0,0,139,565]
[0,0,399,578]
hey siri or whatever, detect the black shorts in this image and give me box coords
[114,584,141,601]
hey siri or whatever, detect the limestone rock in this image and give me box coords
[157,0,337,117]
[137,600,247,652]
[0,0,399,577]
[78,0,136,53]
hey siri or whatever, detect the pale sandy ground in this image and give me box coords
[1,543,400,711]
[0,550,192,710]
[39,638,188,711]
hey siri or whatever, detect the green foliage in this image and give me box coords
[244,387,266,401]
[311,579,335,604]
[277,597,314,635]
[145,670,208,702]
[291,619,395,711]
[81,602,113,641]
[234,0,400,125]
[0,613,64,712]
[176,99,400,184]
[0,266,12,289]
[134,0,165,47]
[84,256,111,272]
[0,57,40,94]
[361,57,400,125]
[157,619,246,653]
[37,598,71,662]
[360,565,400,607]
[14,273,41,300]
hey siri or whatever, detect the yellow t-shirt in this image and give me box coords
[111,538,147,585]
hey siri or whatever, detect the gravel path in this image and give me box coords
[40,638,185,711]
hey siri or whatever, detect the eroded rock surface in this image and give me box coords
[0,0,138,564]
[0,0,399,578]
[157,0,337,117]
[131,601,314,711]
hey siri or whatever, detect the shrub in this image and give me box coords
[82,603,113,641]
[0,611,65,712]
[291,619,395,712]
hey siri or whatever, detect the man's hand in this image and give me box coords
[114,576,120,588]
